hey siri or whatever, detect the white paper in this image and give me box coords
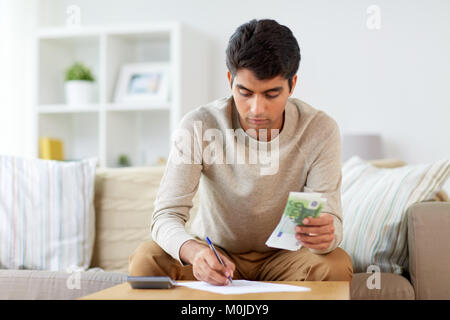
[176,280,311,295]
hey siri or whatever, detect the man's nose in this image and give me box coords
[250,95,266,115]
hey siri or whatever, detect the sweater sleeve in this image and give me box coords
[151,112,203,264]
[303,118,343,255]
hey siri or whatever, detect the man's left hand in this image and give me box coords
[295,212,335,251]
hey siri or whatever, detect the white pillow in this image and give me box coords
[339,156,450,274]
[0,155,97,271]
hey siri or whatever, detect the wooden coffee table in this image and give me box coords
[80,281,349,300]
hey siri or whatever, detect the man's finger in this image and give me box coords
[302,213,333,226]
[296,232,334,244]
[220,254,236,277]
[209,247,235,278]
[198,258,229,285]
[295,224,335,235]
[204,251,231,278]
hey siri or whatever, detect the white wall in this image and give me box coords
[0,0,37,158]
[2,0,450,190]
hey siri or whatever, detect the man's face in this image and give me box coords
[227,68,297,139]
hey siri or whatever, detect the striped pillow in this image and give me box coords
[0,155,97,271]
[339,156,450,274]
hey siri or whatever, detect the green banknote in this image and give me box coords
[265,192,327,251]
[284,192,325,226]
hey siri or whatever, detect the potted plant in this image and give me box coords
[118,154,131,167]
[64,62,96,105]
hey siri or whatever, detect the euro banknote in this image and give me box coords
[265,192,327,251]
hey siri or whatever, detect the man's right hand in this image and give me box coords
[180,240,235,286]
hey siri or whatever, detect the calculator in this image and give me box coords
[127,276,176,289]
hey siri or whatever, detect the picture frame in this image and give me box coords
[114,62,171,105]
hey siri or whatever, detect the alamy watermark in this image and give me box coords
[366,5,382,30]
[366,265,381,290]
[66,5,81,29]
[66,265,83,290]
[170,121,280,175]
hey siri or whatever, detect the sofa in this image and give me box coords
[0,161,449,300]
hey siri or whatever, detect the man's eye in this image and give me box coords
[238,91,278,99]
[239,91,252,97]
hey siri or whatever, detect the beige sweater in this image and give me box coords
[151,95,343,264]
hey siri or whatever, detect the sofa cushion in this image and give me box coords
[0,155,97,271]
[91,166,200,272]
[339,156,450,274]
[351,272,415,300]
[407,202,450,299]
[0,269,127,300]
[369,158,449,201]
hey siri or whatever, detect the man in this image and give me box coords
[129,19,353,286]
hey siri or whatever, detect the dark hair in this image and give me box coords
[226,19,300,93]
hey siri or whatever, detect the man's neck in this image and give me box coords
[241,111,284,141]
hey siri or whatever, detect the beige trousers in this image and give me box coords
[129,239,353,282]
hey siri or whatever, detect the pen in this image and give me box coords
[206,237,233,284]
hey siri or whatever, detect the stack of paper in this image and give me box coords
[176,280,311,294]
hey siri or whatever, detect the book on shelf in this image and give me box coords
[39,137,64,161]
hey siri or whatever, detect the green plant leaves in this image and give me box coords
[65,62,95,82]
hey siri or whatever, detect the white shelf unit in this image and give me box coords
[34,22,210,167]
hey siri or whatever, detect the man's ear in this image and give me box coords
[289,74,298,96]
[227,71,233,90]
